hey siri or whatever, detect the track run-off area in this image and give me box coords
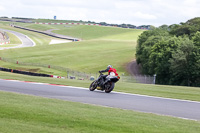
[0,79,200,121]
[0,28,35,50]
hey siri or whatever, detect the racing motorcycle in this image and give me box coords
[89,71,120,93]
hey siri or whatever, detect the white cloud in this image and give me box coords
[134,12,157,20]
[0,0,200,27]
[183,0,197,6]
[114,1,142,9]
[0,5,5,11]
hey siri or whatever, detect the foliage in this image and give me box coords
[169,37,200,86]
[136,27,171,74]
[169,17,200,37]
[192,31,200,47]
[149,36,180,84]
[136,17,200,86]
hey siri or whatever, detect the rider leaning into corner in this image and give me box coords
[99,65,118,84]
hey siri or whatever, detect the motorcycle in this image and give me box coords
[89,71,120,93]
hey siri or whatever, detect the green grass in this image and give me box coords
[15,22,143,40]
[0,61,67,76]
[0,45,19,48]
[0,22,53,46]
[0,32,22,48]
[0,91,200,133]
[6,32,22,44]
[52,25,141,40]
[1,71,200,102]
[0,21,143,75]
[0,39,138,74]
[16,22,59,31]
[33,18,88,24]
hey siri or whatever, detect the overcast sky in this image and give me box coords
[0,0,200,27]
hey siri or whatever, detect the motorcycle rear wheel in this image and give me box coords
[105,82,115,93]
[89,80,97,91]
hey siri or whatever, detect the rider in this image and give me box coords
[99,65,118,84]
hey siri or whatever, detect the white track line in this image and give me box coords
[1,79,200,104]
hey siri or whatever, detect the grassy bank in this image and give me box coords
[0,39,137,74]
[15,22,142,40]
[0,21,143,75]
[0,91,200,133]
[6,32,22,44]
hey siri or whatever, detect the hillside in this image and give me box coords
[0,21,143,76]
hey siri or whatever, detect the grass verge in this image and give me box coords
[0,91,200,133]
[6,32,22,44]
[0,45,19,48]
[0,31,21,48]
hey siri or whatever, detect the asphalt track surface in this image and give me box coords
[0,28,35,50]
[0,79,200,121]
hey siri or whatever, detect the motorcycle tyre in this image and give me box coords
[105,82,115,93]
[89,80,97,91]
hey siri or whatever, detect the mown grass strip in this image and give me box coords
[0,91,200,133]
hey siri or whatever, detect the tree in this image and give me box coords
[149,25,156,30]
[136,27,170,75]
[169,17,200,37]
[148,36,180,84]
[169,37,200,86]
[136,17,200,86]
[186,17,200,35]
[169,24,190,36]
[192,31,200,47]
[159,24,169,30]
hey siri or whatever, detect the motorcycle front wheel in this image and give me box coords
[89,80,98,91]
[104,82,115,93]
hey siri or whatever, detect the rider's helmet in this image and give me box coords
[107,65,112,69]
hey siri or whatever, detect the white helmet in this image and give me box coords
[107,65,112,69]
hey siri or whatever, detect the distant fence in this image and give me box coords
[35,22,101,26]
[0,57,155,84]
[35,22,150,30]
[121,75,155,84]
[0,18,33,23]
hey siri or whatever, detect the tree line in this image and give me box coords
[136,17,200,86]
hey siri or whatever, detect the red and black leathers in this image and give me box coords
[100,67,118,76]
